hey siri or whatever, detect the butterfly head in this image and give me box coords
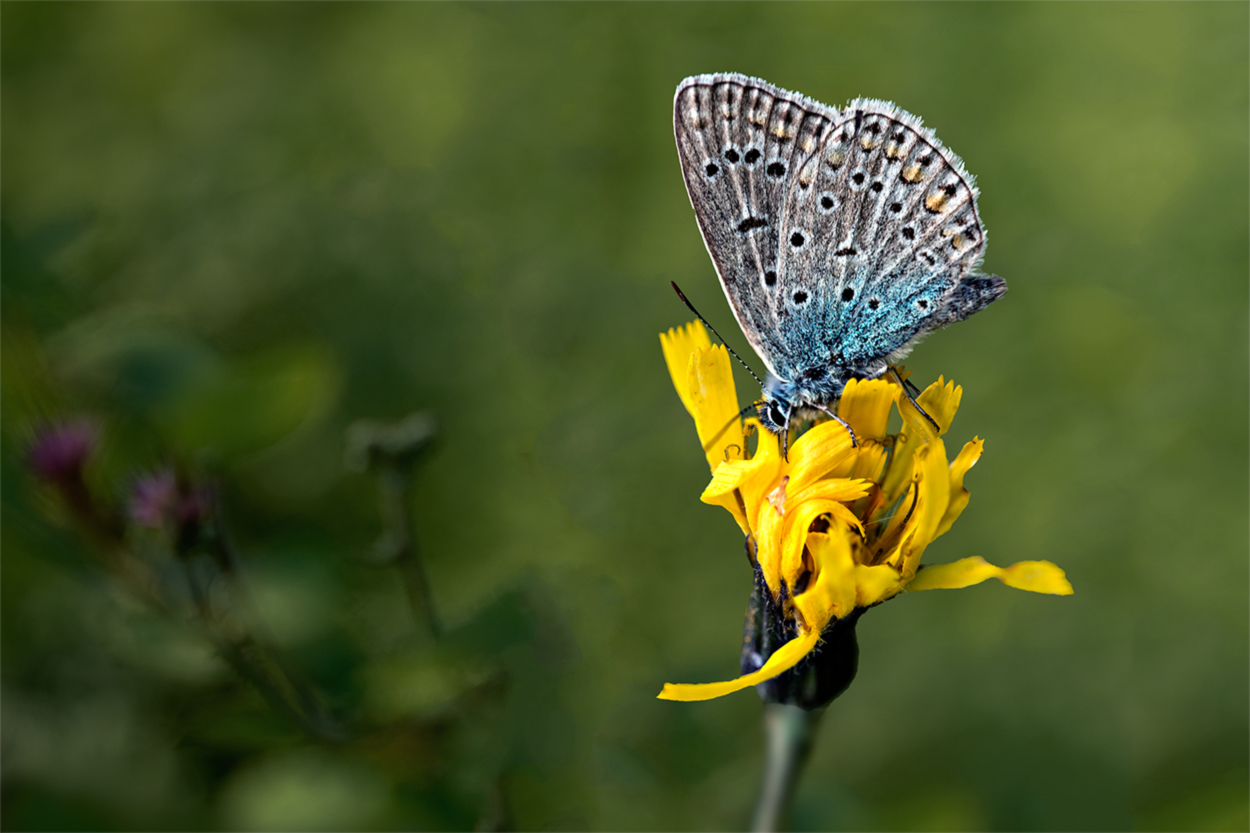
[757,370,851,435]
[756,394,791,435]
[758,375,803,434]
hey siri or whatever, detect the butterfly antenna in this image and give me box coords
[671,282,763,388]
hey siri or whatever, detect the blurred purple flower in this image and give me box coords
[130,469,178,528]
[27,419,99,484]
[129,468,211,542]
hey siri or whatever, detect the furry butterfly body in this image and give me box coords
[673,73,1006,434]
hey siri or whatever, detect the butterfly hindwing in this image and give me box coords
[674,73,840,377]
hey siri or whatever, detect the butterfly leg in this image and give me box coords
[899,372,923,399]
[888,367,940,432]
[781,410,793,462]
[814,405,858,448]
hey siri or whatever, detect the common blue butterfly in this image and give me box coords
[673,73,1006,439]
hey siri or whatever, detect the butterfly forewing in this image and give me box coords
[674,74,841,377]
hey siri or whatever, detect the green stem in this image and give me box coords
[377,466,440,638]
[751,703,825,832]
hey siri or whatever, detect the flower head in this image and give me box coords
[27,419,99,485]
[658,321,1072,702]
[130,468,212,551]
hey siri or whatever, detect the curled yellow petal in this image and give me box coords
[880,440,951,577]
[660,321,712,416]
[779,499,864,585]
[935,438,983,539]
[657,627,822,702]
[905,556,1074,595]
[793,531,857,629]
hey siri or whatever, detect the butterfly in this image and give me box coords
[673,73,1006,446]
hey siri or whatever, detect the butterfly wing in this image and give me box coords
[673,73,841,378]
[776,99,999,377]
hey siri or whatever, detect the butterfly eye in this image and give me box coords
[767,404,786,426]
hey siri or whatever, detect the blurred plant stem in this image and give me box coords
[376,465,441,638]
[751,703,825,833]
[185,519,348,743]
[345,411,441,639]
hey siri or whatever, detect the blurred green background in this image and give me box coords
[3,3,1247,831]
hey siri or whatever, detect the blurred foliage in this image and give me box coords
[2,3,1247,831]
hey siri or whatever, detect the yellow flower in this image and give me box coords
[657,321,1073,702]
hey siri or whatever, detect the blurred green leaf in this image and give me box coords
[162,344,340,459]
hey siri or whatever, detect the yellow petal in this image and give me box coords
[787,419,856,491]
[660,321,712,416]
[702,458,765,501]
[853,563,906,607]
[656,627,822,702]
[780,499,865,586]
[786,478,872,507]
[738,428,784,529]
[847,441,889,482]
[687,345,745,472]
[901,376,962,440]
[881,440,951,579]
[793,531,857,631]
[935,438,983,539]
[755,499,788,593]
[838,378,898,442]
[703,489,751,537]
[905,556,1074,595]
[882,377,963,503]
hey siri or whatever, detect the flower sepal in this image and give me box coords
[741,564,863,711]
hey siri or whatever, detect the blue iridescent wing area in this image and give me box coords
[775,99,995,378]
[673,73,842,378]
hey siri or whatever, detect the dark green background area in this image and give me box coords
[3,3,1246,831]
